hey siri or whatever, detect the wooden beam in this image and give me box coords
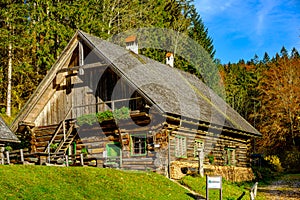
[56,62,109,74]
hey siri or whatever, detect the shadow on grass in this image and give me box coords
[237,191,246,200]
[186,193,205,200]
[257,187,300,198]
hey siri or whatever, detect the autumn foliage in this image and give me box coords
[257,54,300,153]
[221,48,300,171]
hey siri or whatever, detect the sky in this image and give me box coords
[195,0,300,63]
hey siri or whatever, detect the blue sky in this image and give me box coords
[195,0,300,63]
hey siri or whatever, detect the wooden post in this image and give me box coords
[250,182,258,200]
[206,175,209,200]
[28,126,37,153]
[198,149,204,177]
[6,151,10,164]
[80,153,84,166]
[20,149,24,163]
[65,155,69,167]
[111,101,115,111]
[79,40,84,66]
[119,150,122,168]
[63,121,66,142]
[47,141,51,163]
[0,146,4,165]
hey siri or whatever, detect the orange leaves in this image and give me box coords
[257,55,300,152]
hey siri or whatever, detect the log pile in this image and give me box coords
[170,161,255,182]
[170,161,199,179]
[205,165,255,182]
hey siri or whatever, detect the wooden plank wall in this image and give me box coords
[169,126,251,168]
[35,64,140,127]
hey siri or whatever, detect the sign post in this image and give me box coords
[197,149,204,177]
[206,175,222,200]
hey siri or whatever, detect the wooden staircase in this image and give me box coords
[44,120,78,154]
[55,123,78,154]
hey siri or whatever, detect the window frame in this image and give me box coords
[194,140,204,158]
[224,147,236,166]
[130,134,147,156]
[175,135,187,158]
[106,142,121,158]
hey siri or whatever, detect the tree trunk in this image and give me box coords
[6,42,12,117]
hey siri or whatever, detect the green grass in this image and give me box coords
[0,165,194,200]
[180,175,266,200]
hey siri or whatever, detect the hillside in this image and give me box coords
[0,165,195,199]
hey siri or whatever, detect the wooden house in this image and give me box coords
[11,31,261,181]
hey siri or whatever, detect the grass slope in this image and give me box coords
[0,165,194,200]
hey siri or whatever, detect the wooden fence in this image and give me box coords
[250,182,258,200]
[0,149,101,167]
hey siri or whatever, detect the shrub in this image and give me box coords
[77,107,131,125]
[282,148,300,172]
[5,146,12,152]
[96,110,114,123]
[264,155,283,172]
[77,113,97,125]
[113,106,130,121]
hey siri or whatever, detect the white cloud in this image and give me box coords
[196,0,236,19]
[255,0,281,35]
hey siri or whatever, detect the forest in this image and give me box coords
[0,0,299,171]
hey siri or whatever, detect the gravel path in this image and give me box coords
[258,174,300,200]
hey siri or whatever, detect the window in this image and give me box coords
[224,147,236,166]
[130,134,146,156]
[106,142,121,158]
[194,140,204,158]
[175,135,187,158]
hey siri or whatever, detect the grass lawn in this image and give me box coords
[0,165,194,200]
[180,175,267,200]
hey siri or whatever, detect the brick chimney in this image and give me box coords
[166,52,174,67]
[125,35,138,54]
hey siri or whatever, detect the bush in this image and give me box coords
[77,107,131,125]
[77,113,97,126]
[282,147,300,172]
[264,155,283,172]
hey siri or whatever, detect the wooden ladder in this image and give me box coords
[44,107,73,153]
[55,123,78,154]
[55,123,78,153]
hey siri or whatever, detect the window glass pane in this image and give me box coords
[175,136,186,158]
[131,134,146,155]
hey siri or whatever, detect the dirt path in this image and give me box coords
[258,174,300,200]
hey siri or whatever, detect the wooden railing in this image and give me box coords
[72,97,142,112]
[44,106,73,153]
[250,182,258,200]
[1,149,100,167]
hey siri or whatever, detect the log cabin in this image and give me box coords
[10,30,261,181]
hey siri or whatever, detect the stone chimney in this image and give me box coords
[125,35,138,54]
[166,52,174,67]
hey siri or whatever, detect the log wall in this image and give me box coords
[168,125,251,168]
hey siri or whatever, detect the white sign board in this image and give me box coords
[207,176,222,189]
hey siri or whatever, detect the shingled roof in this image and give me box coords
[79,31,261,136]
[11,30,261,137]
[0,116,19,143]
